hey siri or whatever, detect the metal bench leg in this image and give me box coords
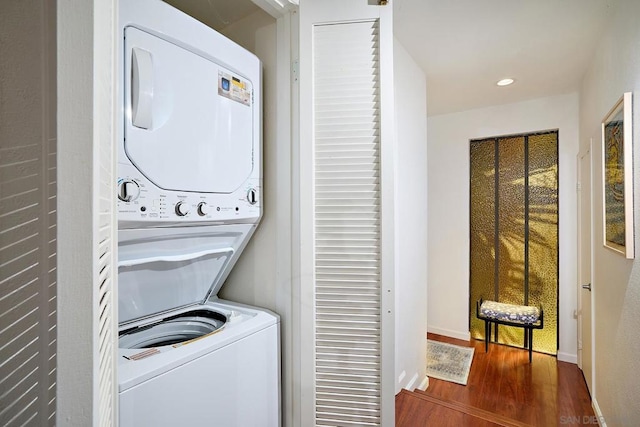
[484,320,490,352]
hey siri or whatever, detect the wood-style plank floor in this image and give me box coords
[396,333,595,426]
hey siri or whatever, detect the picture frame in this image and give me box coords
[602,92,634,258]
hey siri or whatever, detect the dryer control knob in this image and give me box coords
[175,201,190,217]
[247,188,258,205]
[197,202,209,216]
[118,180,140,202]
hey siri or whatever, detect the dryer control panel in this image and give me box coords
[117,163,261,227]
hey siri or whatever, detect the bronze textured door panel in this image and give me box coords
[469,131,558,355]
[469,139,497,343]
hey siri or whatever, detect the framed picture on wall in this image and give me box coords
[602,92,634,259]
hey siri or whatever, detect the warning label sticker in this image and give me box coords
[218,71,251,106]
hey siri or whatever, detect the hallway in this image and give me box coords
[396,334,595,426]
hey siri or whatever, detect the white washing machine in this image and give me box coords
[116,1,279,425]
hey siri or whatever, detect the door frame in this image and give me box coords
[577,139,596,396]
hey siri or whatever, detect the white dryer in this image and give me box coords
[116,1,279,426]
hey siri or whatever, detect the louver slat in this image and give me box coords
[313,20,381,427]
[0,3,58,424]
[96,129,115,427]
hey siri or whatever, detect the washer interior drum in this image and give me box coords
[119,309,228,349]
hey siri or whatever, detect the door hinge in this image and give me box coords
[577,182,581,191]
[292,60,299,83]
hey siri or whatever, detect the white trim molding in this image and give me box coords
[592,398,607,427]
[252,0,298,18]
[417,376,430,391]
[557,351,578,364]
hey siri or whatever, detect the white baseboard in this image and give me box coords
[403,372,419,391]
[427,326,470,342]
[402,373,429,392]
[593,398,607,427]
[417,375,429,391]
[557,351,577,364]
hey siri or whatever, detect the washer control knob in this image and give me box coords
[197,202,209,216]
[175,201,190,217]
[118,180,140,202]
[247,188,258,205]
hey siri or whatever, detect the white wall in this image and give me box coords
[218,9,296,426]
[579,0,640,423]
[219,10,281,316]
[393,38,428,393]
[427,93,580,362]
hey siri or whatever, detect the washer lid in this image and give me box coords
[118,225,253,325]
[118,247,232,324]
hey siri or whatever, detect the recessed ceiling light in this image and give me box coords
[497,78,515,87]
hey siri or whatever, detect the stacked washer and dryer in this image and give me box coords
[116,1,279,425]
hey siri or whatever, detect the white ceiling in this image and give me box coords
[393,0,613,116]
[164,0,612,116]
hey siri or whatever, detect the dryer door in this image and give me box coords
[123,27,255,193]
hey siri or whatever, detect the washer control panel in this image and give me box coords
[117,164,261,226]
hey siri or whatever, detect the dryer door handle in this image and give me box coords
[131,47,154,129]
[118,247,234,268]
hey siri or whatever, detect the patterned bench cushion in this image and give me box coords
[480,300,540,324]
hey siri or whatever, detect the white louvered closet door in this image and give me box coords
[314,21,382,427]
[299,1,395,424]
[0,1,57,425]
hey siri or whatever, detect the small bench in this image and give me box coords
[476,299,544,363]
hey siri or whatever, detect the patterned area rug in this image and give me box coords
[426,340,475,386]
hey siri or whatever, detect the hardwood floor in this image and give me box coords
[396,333,595,426]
